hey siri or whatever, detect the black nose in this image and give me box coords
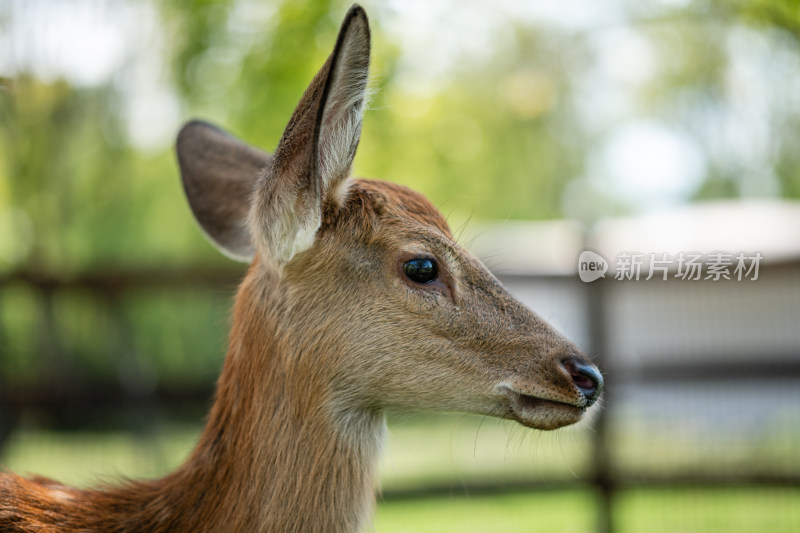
[561,358,603,407]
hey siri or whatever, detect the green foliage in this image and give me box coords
[718,0,800,39]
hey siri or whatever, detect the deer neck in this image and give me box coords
[166,268,386,533]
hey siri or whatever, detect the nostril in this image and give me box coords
[561,358,604,406]
[571,372,595,391]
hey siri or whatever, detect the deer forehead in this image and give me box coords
[322,179,452,247]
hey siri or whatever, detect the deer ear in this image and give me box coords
[249,5,370,267]
[177,120,270,262]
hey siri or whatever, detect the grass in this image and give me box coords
[372,491,594,533]
[615,487,800,533]
[380,413,593,489]
[1,425,198,486]
[373,488,800,533]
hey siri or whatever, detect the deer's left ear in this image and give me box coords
[249,5,371,267]
[177,120,270,262]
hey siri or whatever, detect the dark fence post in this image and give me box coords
[587,276,614,533]
[0,285,17,454]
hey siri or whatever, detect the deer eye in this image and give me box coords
[403,257,438,284]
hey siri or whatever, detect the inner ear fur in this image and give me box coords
[248,5,371,268]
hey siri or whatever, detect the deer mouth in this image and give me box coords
[499,386,585,430]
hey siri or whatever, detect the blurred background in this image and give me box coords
[1,0,799,531]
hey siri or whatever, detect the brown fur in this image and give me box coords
[0,6,600,532]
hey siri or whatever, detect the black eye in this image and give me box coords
[403,257,438,284]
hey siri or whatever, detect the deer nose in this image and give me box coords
[561,358,603,407]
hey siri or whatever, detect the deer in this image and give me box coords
[0,5,602,532]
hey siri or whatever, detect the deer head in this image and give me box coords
[177,5,601,434]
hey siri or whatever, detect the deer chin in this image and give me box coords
[498,385,585,431]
